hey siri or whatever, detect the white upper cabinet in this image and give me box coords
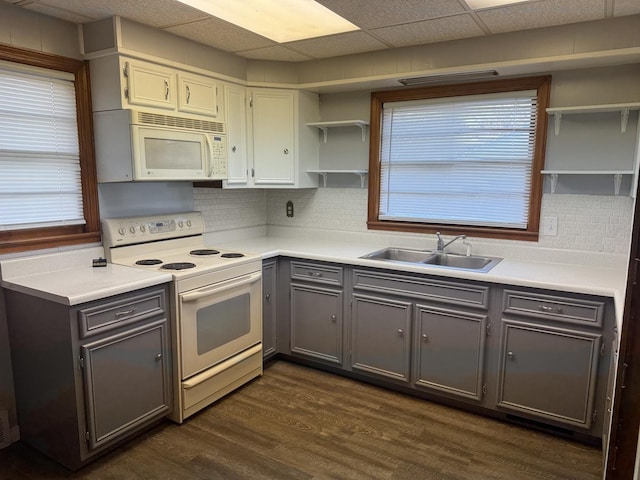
[124,60,176,110]
[223,83,249,186]
[177,73,219,117]
[243,88,319,188]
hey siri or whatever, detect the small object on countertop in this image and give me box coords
[92,257,108,267]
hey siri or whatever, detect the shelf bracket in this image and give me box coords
[357,172,367,188]
[553,113,562,136]
[548,173,559,193]
[621,107,630,134]
[318,127,329,144]
[317,171,328,187]
[614,173,623,196]
[357,124,367,142]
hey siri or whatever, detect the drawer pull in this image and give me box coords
[538,304,563,314]
[156,353,163,361]
[114,308,136,318]
[331,314,337,322]
[507,351,515,360]
[397,329,404,337]
[422,334,429,343]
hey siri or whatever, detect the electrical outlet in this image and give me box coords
[542,216,558,236]
[286,200,294,218]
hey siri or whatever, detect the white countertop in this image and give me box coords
[213,234,628,329]
[0,247,172,306]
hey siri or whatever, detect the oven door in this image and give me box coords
[179,271,262,379]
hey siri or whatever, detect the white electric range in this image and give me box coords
[102,212,263,423]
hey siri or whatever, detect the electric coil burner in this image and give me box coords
[161,262,196,270]
[102,211,263,424]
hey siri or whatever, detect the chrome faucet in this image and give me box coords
[435,231,466,253]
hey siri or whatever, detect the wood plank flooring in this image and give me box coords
[0,360,602,479]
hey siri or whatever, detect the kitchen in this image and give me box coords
[0,0,639,478]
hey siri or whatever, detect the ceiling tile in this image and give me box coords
[166,17,276,53]
[613,0,640,16]
[235,46,313,62]
[477,0,605,34]
[316,0,466,29]
[33,0,208,27]
[371,14,486,47]
[284,31,389,59]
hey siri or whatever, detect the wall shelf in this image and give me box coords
[307,120,369,143]
[546,103,640,135]
[307,169,368,188]
[541,170,634,195]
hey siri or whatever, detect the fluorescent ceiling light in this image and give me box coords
[175,0,359,43]
[465,0,532,8]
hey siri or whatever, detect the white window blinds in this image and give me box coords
[379,91,538,229]
[0,63,85,230]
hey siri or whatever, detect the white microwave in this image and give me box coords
[94,109,227,182]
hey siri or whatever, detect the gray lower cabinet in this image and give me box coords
[288,260,344,365]
[351,293,412,382]
[413,305,487,400]
[262,259,277,360]
[5,285,172,470]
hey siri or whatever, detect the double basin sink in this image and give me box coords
[360,247,502,273]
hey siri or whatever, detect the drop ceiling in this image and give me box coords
[4,0,640,62]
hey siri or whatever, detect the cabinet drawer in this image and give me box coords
[78,288,166,338]
[291,261,343,286]
[353,269,489,310]
[503,289,604,327]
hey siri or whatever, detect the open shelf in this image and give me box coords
[541,170,635,195]
[546,102,640,135]
[307,120,369,143]
[307,169,368,188]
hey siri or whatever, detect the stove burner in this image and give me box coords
[136,259,163,266]
[221,253,244,258]
[161,262,197,270]
[190,249,220,256]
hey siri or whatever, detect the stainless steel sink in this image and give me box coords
[360,247,434,263]
[361,247,502,273]
[421,253,502,272]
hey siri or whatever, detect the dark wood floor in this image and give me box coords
[0,360,602,479]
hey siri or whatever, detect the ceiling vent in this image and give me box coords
[398,70,499,86]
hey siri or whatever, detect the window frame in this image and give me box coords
[367,76,551,241]
[0,44,100,254]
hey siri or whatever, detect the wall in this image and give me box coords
[0,0,84,444]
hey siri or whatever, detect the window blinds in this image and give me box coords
[0,65,84,230]
[379,91,538,229]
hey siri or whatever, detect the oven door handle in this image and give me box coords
[180,271,261,302]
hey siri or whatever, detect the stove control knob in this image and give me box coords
[178,221,184,228]
[118,227,126,236]
[140,225,146,233]
[129,226,136,234]
[186,220,192,227]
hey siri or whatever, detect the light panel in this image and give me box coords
[465,0,532,8]
[175,0,359,43]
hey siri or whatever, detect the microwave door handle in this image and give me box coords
[181,272,261,302]
[203,134,214,177]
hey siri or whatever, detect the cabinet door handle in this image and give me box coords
[507,351,515,360]
[114,308,135,318]
[283,148,289,155]
[265,294,271,300]
[422,334,429,343]
[186,85,191,103]
[538,304,563,314]
[397,329,404,337]
[155,353,162,361]
[232,146,237,152]
[164,80,169,100]
[331,314,337,322]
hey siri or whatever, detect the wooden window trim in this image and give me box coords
[0,44,100,254]
[367,76,551,242]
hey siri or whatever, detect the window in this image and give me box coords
[0,45,100,253]
[368,76,551,241]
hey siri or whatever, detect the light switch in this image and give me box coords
[542,216,558,236]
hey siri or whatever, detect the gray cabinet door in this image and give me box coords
[290,283,343,364]
[497,320,601,428]
[414,305,487,400]
[81,319,171,450]
[351,294,412,382]
[262,260,277,359]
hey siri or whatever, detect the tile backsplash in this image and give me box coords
[195,187,633,255]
